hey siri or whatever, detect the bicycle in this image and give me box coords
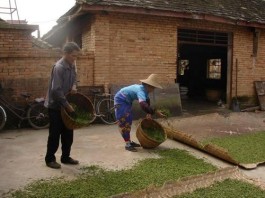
[88,88,117,125]
[0,105,7,131]
[0,84,50,131]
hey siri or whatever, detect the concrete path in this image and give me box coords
[0,116,265,197]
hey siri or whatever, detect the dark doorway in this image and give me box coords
[177,44,227,102]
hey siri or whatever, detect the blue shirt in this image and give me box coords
[116,84,149,104]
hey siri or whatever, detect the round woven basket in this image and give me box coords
[205,89,222,102]
[136,118,167,149]
[61,92,96,130]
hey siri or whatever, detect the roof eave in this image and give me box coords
[42,4,83,41]
[81,4,265,29]
[43,3,265,43]
[0,23,39,32]
[57,3,82,23]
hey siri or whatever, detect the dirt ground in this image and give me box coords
[1,110,265,197]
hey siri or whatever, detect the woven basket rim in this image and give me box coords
[139,118,167,143]
[61,92,95,129]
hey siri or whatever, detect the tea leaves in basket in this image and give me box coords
[69,103,94,125]
[142,126,166,143]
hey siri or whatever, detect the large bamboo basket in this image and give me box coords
[136,118,167,149]
[61,92,96,130]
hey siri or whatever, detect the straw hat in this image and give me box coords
[140,74,163,89]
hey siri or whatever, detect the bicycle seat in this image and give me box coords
[21,93,31,98]
[90,89,102,94]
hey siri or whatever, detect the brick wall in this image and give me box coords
[82,12,265,102]
[76,52,95,86]
[108,13,176,86]
[85,13,177,87]
[0,28,95,102]
[2,13,265,104]
[82,16,95,52]
[0,29,58,101]
[0,29,32,50]
[233,28,265,97]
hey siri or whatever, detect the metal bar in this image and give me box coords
[14,0,20,22]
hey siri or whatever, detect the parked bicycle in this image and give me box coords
[0,84,49,131]
[0,105,6,131]
[89,88,117,125]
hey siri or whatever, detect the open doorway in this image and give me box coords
[177,44,227,101]
[177,29,230,114]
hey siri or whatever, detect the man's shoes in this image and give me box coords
[46,161,61,169]
[125,145,137,152]
[61,157,79,165]
[130,141,141,147]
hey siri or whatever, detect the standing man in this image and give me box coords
[44,42,80,169]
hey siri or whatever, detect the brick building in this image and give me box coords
[0,18,94,102]
[1,0,265,110]
[42,0,265,108]
[0,19,58,101]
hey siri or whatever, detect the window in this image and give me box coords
[178,60,189,75]
[207,59,221,79]
[178,29,228,45]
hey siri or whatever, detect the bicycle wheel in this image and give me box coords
[27,102,49,129]
[0,105,7,131]
[97,98,117,125]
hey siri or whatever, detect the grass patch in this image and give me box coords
[175,179,265,198]
[202,131,265,164]
[11,149,216,198]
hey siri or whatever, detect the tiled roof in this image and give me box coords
[0,19,51,48]
[0,18,38,31]
[31,37,54,49]
[5,19,28,24]
[82,0,265,24]
[43,0,265,44]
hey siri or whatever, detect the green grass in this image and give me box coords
[11,149,217,198]
[175,179,265,198]
[202,131,265,164]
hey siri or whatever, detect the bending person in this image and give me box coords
[114,74,166,152]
